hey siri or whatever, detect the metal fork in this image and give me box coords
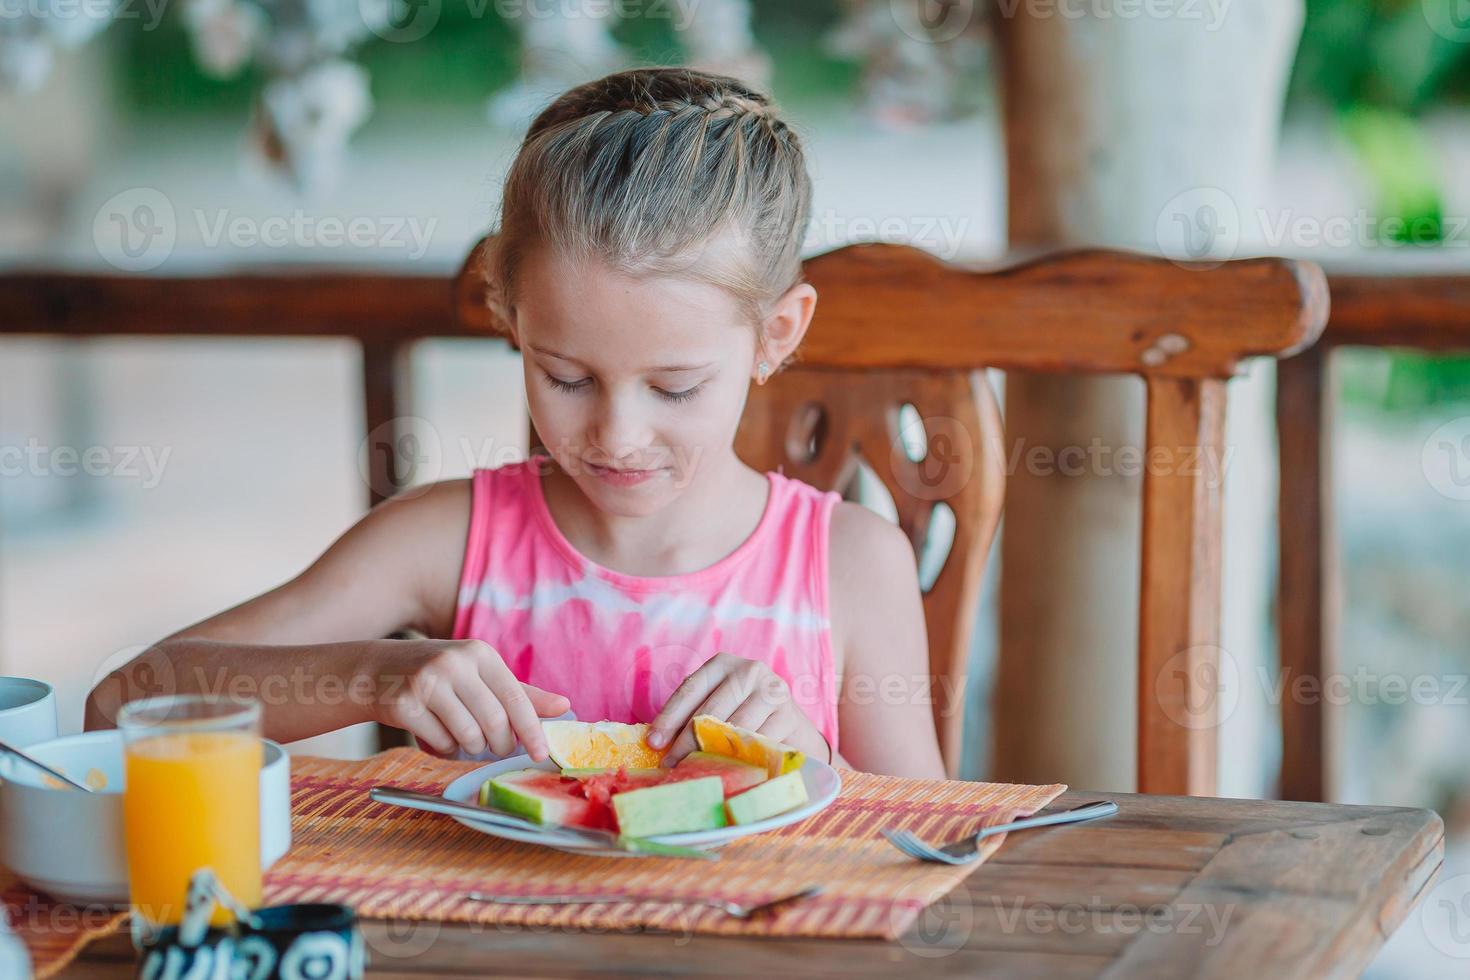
[464,884,824,920]
[883,800,1119,864]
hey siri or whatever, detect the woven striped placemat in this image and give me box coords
[4,748,1066,975]
[269,748,1066,941]
[0,873,127,979]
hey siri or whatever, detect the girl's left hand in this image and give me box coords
[648,652,830,767]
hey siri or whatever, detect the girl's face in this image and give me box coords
[510,247,760,518]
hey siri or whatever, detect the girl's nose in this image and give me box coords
[588,394,653,463]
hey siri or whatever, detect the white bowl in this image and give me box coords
[0,730,292,905]
[0,677,58,747]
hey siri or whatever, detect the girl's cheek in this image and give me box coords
[527,396,581,453]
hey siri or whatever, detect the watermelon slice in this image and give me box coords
[560,766,664,780]
[482,769,612,830]
[477,751,774,837]
[580,767,672,811]
[725,770,809,825]
[666,751,768,797]
[612,776,728,837]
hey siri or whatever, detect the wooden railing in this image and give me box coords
[1275,272,1470,802]
[0,270,470,506]
[4,265,1467,795]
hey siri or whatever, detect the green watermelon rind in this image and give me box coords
[611,775,728,837]
[483,768,593,826]
[725,770,810,825]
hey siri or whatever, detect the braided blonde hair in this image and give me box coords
[484,67,812,330]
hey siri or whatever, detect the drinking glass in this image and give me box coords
[119,695,262,931]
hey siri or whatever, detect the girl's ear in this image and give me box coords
[755,282,818,383]
[502,305,522,352]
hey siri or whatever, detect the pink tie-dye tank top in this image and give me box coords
[450,457,843,750]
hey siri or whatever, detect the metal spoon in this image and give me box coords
[0,738,93,792]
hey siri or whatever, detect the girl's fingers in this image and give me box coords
[479,659,551,761]
[649,657,733,748]
[725,693,778,735]
[659,680,749,767]
[408,707,458,757]
[456,676,514,757]
[426,684,486,756]
[525,684,572,718]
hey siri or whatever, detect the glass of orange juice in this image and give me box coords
[119,695,262,933]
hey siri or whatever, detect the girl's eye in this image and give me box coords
[544,375,591,394]
[656,384,703,404]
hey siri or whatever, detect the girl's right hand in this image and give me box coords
[366,639,569,761]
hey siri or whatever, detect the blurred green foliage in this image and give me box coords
[1290,0,1470,409]
[116,0,854,116]
[113,0,1470,407]
[1287,0,1469,247]
[1289,0,1470,112]
[1338,105,1443,242]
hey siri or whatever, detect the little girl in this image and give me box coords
[85,67,946,779]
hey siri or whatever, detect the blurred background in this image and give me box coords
[2,1,1468,973]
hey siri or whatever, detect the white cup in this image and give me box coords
[0,677,58,748]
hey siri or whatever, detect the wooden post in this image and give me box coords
[993,0,1305,795]
[1276,346,1336,801]
[360,338,415,751]
[360,339,414,508]
[1137,376,1227,796]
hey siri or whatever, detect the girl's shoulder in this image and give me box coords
[826,499,924,671]
[758,472,911,592]
[827,500,918,595]
[361,477,476,633]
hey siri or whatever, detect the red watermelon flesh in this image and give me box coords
[484,755,770,835]
[666,751,768,796]
[485,769,614,830]
[580,768,672,810]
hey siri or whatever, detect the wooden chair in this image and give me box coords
[456,238,1328,791]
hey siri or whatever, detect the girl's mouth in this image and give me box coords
[586,461,665,487]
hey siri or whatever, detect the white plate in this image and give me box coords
[441,755,841,856]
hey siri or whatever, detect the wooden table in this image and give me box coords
[60,790,1443,978]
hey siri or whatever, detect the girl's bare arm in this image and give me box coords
[828,502,948,779]
[85,480,566,756]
